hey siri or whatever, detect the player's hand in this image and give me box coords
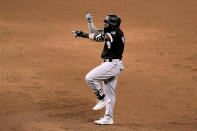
[86,12,93,23]
[71,31,88,38]
[71,31,78,38]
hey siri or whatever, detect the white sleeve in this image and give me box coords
[88,22,97,33]
[89,33,105,42]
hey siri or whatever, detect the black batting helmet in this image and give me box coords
[103,14,121,32]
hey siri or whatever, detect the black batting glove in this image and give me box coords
[72,31,88,38]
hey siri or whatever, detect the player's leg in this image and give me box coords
[85,62,120,110]
[85,62,112,99]
[103,76,118,119]
[94,76,118,125]
[85,62,109,100]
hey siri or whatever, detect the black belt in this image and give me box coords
[104,59,121,62]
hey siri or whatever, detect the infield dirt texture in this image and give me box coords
[0,0,197,130]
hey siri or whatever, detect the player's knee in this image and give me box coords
[85,73,92,83]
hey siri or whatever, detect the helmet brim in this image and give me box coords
[103,19,115,25]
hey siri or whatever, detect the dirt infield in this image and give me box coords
[0,0,197,130]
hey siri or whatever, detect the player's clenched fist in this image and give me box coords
[86,12,93,23]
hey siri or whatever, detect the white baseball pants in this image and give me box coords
[85,59,124,118]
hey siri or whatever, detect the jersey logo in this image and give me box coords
[96,34,104,42]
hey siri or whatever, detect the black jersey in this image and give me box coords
[101,29,125,59]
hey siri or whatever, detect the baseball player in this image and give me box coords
[72,13,125,125]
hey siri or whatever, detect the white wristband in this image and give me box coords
[89,33,95,40]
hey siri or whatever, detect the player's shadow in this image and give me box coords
[37,91,102,123]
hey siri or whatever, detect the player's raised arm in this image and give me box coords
[86,12,104,34]
[86,12,97,33]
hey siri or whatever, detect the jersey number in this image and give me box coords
[106,41,111,49]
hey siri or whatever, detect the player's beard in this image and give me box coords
[104,25,118,33]
[104,26,111,33]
